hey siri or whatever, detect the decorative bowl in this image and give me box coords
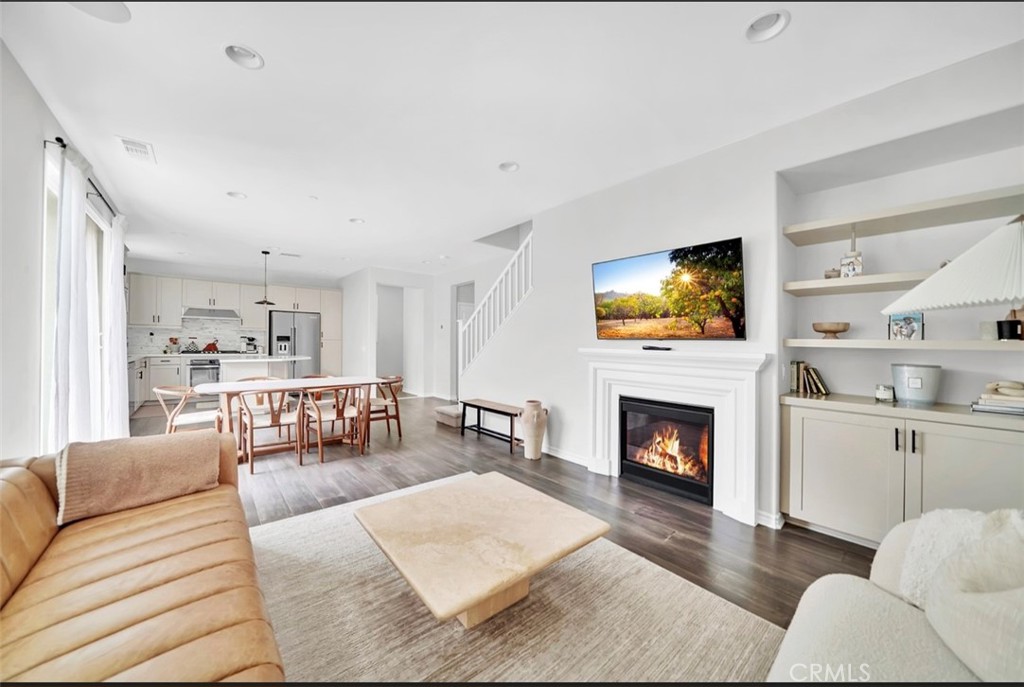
[812,322,850,339]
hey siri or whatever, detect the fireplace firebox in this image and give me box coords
[619,396,713,505]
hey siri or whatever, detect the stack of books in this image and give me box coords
[789,360,830,396]
[971,393,1024,416]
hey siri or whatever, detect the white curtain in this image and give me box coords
[47,147,106,449]
[101,215,130,439]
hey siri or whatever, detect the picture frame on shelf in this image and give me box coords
[888,312,924,340]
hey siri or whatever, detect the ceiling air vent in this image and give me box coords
[280,252,302,258]
[118,136,157,164]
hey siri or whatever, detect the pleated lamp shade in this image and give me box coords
[882,215,1024,315]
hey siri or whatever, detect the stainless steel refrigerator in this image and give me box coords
[269,310,321,378]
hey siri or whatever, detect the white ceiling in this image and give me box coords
[3,2,1023,285]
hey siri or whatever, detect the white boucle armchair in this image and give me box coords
[770,513,1024,683]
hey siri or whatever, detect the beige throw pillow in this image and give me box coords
[925,509,1024,683]
[57,429,222,526]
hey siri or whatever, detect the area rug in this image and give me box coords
[249,472,784,682]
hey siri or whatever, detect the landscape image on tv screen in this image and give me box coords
[592,236,746,340]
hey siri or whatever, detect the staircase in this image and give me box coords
[458,233,533,376]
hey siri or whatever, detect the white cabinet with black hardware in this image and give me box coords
[781,393,1024,545]
[239,284,269,330]
[182,279,241,311]
[128,274,182,327]
[266,285,320,312]
[147,357,182,400]
[903,420,1024,519]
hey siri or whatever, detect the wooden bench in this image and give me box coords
[460,398,523,454]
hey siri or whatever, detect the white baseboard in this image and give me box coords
[542,444,590,468]
[757,510,785,529]
[784,515,880,550]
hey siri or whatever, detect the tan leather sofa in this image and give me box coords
[0,433,284,682]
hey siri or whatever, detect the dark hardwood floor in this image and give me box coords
[130,395,873,628]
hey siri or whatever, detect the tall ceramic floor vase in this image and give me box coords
[521,400,548,460]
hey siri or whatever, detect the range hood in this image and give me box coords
[181,307,242,320]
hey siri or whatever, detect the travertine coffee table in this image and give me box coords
[354,472,610,629]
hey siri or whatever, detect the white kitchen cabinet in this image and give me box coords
[137,359,148,412]
[321,339,342,376]
[128,274,182,327]
[782,395,1024,545]
[320,289,342,338]
[320,289,342,374]
[127,361,137,413]
[128,359,149,411]
[147,358,183,400]
[267,285,320,312]
[239,284,269,330]
[295,287,320,313]
[182,280,241,310]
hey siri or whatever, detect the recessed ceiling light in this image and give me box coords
[349,217,365,224]
[225,44,265,70]
[439,255,450,260]
[69,2,131,23]
[309,195,319,201]
[226,191,247,199]
[498,161,520,173]
[746,10,790,43]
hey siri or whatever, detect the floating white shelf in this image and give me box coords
[783,184,1024,246]
[783,270,935,296]
[783,339,1024,351]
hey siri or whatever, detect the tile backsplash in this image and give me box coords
[128,318,267,355]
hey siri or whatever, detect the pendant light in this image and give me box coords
[255,250,275,305]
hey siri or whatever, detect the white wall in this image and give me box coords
[460,42,1024,524]
[403,288,426,395]
[376,284,404,377]
[1,42,67,458]
[431,254,509,399]
[341,269,371,375]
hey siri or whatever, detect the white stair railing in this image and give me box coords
[458,233,534,376]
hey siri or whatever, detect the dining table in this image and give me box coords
[193,375,385,458]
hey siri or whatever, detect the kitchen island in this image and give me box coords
[215,355,311,382]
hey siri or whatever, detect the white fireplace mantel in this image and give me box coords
[578,347,768,526]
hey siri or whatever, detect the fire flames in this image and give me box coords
[633,425,708,483]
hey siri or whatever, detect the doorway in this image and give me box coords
[451,281,475,401]
[376,285,404,378]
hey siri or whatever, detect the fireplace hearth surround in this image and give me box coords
[620,397,714,504]
[579,348,768,526]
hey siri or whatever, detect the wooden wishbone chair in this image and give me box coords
[301,384,361,464]
[239,387,301,474]
[153,385,223,434]
[365,375,403,440]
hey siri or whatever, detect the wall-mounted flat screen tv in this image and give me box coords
[592,236,746,340]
